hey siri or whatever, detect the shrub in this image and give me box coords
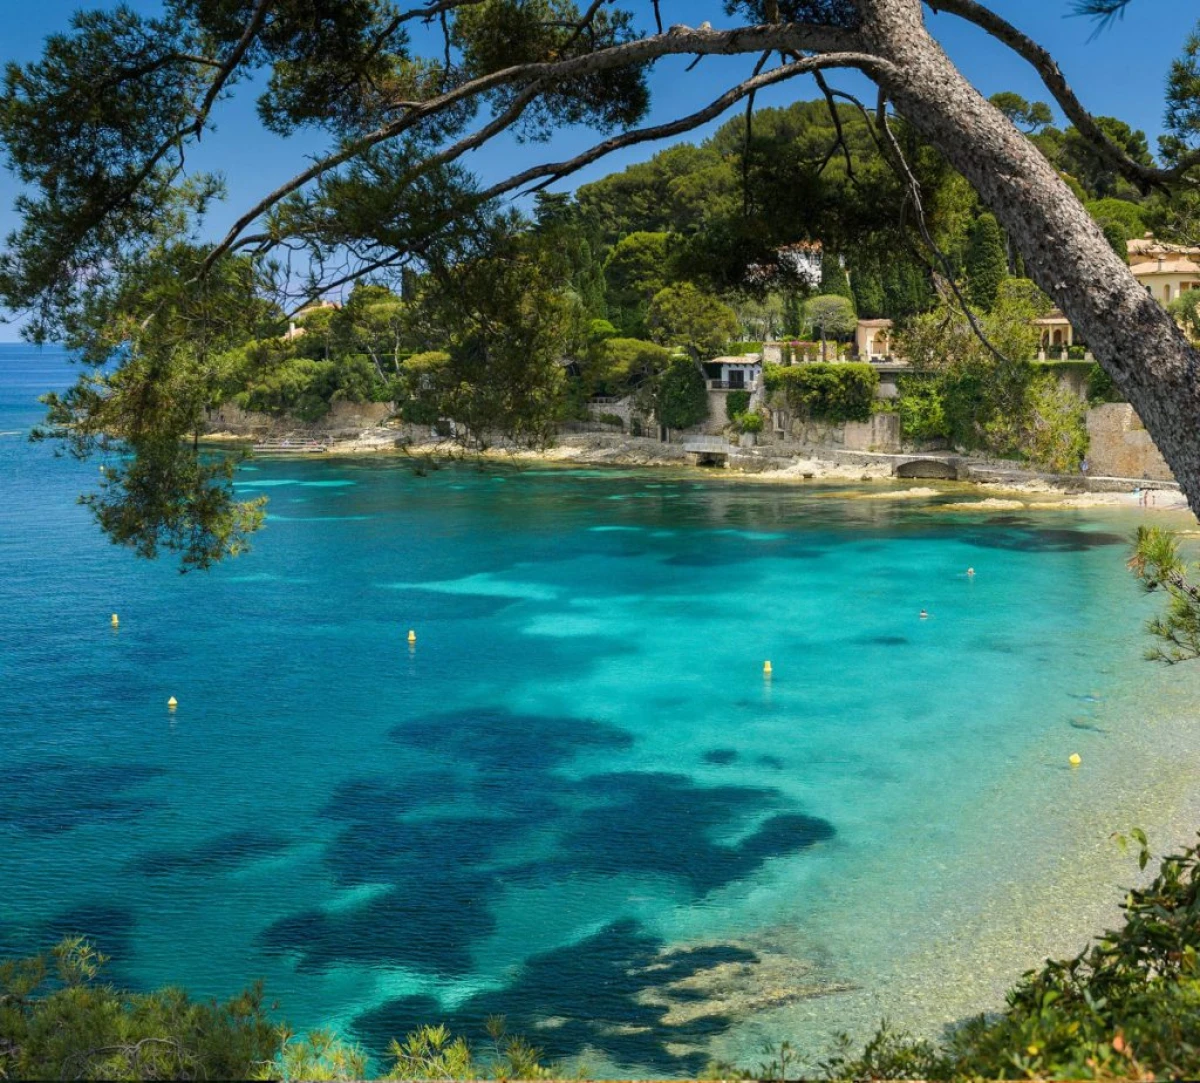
[764,363,878,423]
[1067,344,1086,360]
[596,412,624,429]
[1088,361,1124,404]
[655,359,709,430]
[722,341,763,356]
[1021,372,1089,473]
[725,390,751,419]
[894,375,950,442]
[737,411,764,434]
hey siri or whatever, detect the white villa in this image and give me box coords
[703,355,763,390]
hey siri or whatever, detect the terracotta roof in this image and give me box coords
[1133,259,1200,275]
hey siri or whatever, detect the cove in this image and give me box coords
[4,346,1200,1077]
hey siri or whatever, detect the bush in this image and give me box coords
[723,341,763,356]
[596,412,624,429]
[894,375,950,442]
[1067,344,1086,360]
[1088,361,1124,404]
[737,410,764,434]
[655,358,709,430]
[725,390,751,420]
[764,362,878,423]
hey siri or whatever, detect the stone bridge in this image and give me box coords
[892,455,967,480]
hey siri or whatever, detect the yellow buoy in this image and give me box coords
[763,660,773,676]
[167,696,178,710]
[407,629,417,645]
[1069,752,1081,767]
[110,613,119,627]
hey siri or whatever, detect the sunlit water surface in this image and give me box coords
[3,345,1200,1076]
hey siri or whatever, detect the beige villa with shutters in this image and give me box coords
[853,235,1200,360]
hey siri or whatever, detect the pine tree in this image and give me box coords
[965,213,1008,312]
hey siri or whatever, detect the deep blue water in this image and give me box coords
[2,344,1198,1075]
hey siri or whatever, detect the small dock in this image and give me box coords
[252,439,328,455]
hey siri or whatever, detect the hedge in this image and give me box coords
[764,362,878,422]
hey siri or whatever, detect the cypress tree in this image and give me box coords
[820,252,855,306]
[965,213,1008,312]
[852,266,886,318]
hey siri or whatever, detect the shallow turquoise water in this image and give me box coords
[3,345,1199,1075]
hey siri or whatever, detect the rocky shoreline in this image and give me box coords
[203,423,1195,515]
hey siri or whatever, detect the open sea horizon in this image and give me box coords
[3,343,1200,1076]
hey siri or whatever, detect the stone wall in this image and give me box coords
[757,402,900,452]
[206,400,393,438]
[1085,403,1174,481]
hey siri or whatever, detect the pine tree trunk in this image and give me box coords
[860,0,1200,510]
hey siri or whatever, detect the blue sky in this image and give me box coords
[1,0,1196,340]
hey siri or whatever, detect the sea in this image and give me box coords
[3,343,1200,1076]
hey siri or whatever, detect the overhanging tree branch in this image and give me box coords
[933,0,1200,190]
[201,21,865,270]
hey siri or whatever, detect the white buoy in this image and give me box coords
[407,629,417,645]
[763,660,773,676]
[167,696,178,710]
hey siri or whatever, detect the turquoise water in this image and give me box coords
[4,344,1200,1075]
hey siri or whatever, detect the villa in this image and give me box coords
[703,355,763,390]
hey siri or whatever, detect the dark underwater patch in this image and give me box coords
[131,829,292,877]
[0,761,165,834]
[351,919,753,1075]
[703,749,738,765]
[959,523,1126,552]
[387,709,634,771]
[862,634,910,647]
[534,772,834,896]
[756,755,785,770]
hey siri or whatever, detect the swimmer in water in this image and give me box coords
[919,609,929,619]
[966,567,975,577]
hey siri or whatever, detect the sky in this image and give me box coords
[1,0,1197,340]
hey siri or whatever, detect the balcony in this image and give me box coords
[708,379,759,391]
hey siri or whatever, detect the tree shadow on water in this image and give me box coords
[351,919,757,1076]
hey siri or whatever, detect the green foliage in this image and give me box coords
[803,295,858,357]
[582,337,671,397]
[765,362,878,422]
[0,937,279,1080]
[602,231,672,335]
[654,358,709,430]
[262,1030,368,1082]
[988,91,1053,133]
[1168,288,1200,341]
[896,279,1051,456]
[722,341,764,356]
[894,375,950,442]
[1021,373,1089,473]
[1088,361,1124,404]
[736,410,764,434]
[646,284,740,361]
[820,252,854,302]
[1129,527,1200,664]
[725,390,752,419]
[1086,197,1148,239]
[1101,219,1130,261]
[964,213,1008,312]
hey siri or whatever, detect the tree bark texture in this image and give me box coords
[858,0,1200,510]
